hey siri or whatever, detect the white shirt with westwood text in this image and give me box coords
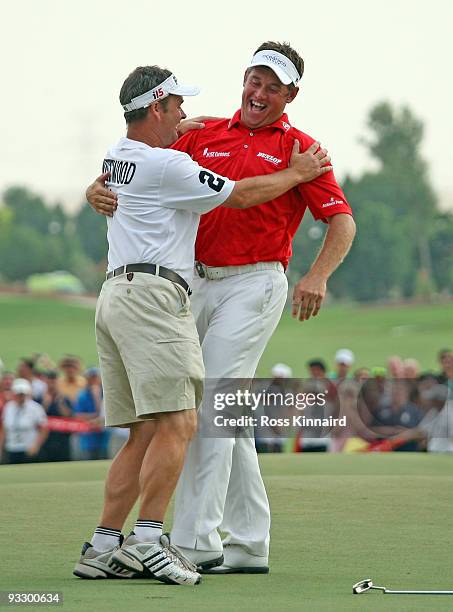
[104,137,235,283]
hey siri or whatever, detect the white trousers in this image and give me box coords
[171,267,288,557]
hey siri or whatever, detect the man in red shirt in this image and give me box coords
[87,41,355,574]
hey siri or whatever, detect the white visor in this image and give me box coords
[123,73,200,112]
[248,50,301,86]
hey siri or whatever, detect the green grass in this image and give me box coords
[0,295,98,369]
[258,302,453,377]
[1,454,452,611]
[1,294,452,374]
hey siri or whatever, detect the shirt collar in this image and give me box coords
[227,109,292,133]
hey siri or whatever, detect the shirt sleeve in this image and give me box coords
[159,151,235,214]
[170,130,199,156]
[297,169,353,223]
[33,402,48,427]
[291,130,353,222]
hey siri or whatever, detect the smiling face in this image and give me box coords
[155,94,186,147]
[240,67,298,129]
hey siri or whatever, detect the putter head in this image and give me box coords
[353,579,373,594]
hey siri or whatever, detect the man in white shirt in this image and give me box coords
[0,378,48,463]
[74,64,331,586]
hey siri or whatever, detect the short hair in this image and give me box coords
[20,357,35,370]
[252,41,304,89]
[120,66,171,124]
[307,359,326,372]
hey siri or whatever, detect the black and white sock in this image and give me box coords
[134,519,163,543]
[91,526,122,552]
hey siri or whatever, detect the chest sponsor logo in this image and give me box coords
[322,197,344,208]
[257,152,282,165]
[203,147,230,158]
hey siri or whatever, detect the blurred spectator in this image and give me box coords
[74,367,110,460]
[40,371,73,462]
[255,363,293,453]
[16,357,47,402]
[436,348,453,384]
[417,372,438,393]
[306,359,337,399]
[271,363,293,380]
[396,384,452,452]
[353,367,370,382]
[357,367,389,438]
[298,359,338,451]
[330,378,366,452]
[369,380,422,450]
[0,379,48,464]
[308,359,328,381]
[331,348,355,385]
[0,371,15,414]
[387,355,404,378]
[57,355,86,405]
[402,358,421,379]
[417,384,453,452]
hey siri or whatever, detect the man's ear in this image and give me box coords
[149,101,164,120]
[287,86,299,104]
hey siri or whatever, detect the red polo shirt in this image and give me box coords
[173,110,352,268]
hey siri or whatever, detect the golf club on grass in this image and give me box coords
[353,578,453,595]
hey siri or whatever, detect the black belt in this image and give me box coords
[106,263,191,295]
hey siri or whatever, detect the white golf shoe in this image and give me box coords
[161,534,223,572]
[203,544,269,574]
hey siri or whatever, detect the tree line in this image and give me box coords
[1,101,452,301]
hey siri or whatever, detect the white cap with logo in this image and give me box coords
[271,363,293,379]
[123,74,200,113]
[12,378,32,395]
[248,50,301,86]
[335,349,355,366]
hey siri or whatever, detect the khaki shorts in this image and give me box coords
[95,272,204,427]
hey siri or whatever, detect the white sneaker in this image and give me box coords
[161,534,223,572]
[73,541,141,579]
[203,544,269,574]
[109,534,202,586]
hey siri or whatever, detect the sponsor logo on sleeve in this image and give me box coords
[257,152,282,165]
[322,197,344,208]
[203,147,230,158]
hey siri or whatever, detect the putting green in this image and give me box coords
[1,453,452,611]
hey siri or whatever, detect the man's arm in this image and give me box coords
[292,213,356,321]
[26,424,49,457]
[85,141,332,216]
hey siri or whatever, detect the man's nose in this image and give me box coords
[254,85,267,99]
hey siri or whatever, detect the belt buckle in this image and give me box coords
[195,261,206,278]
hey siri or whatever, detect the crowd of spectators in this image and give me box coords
[255,348,453,454]
[0,355,124,464]
[1,348,452,463]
